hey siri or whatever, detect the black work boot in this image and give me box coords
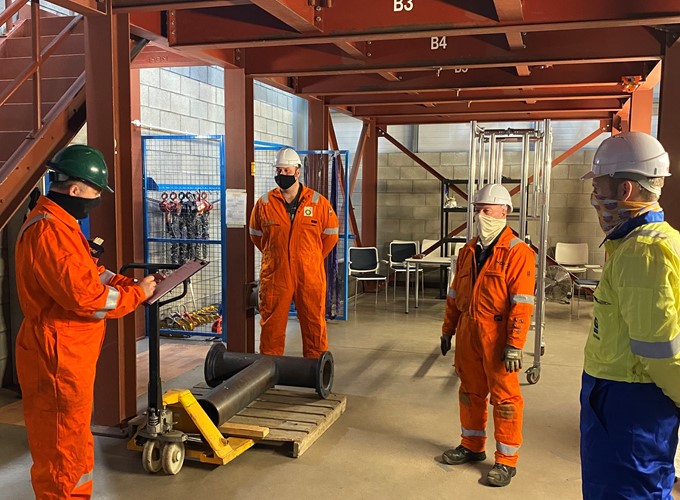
[441,445,486,465]
[486,463,516,487]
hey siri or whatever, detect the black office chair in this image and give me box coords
[348,246,388,309]
[387,241,423,300]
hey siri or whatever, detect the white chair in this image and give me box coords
[348,247,388,309]
[387,240,424,300]
[555,242,602,317]
[554,242,589,276]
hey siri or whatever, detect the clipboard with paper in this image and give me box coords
[144,259,209,305]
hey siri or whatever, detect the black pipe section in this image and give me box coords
[204,342,334,399]
[197,357,278,426]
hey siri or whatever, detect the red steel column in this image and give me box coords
[629,89,653,134]
[362,119,378,247]
[658,35,680,229]
[308,97,328,149]
[224,68,256,353]
[86,13,142,426]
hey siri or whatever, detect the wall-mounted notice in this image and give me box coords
[226,189,247,228]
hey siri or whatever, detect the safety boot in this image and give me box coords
[441,445,486,465]
[486,463,516,487]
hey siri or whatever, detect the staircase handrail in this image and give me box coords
[0,4,83,132]
[0,0,25,31]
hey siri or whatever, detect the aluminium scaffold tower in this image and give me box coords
[467,120,552,385]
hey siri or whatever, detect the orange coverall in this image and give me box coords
[15,196,146,499]
[249,185,339,358]
[442,227,535,467]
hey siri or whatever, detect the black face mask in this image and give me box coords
[274,174,297,190]
[47,191,101,220]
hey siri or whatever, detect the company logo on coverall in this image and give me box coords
[303,207,313,217]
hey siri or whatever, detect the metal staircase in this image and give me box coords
[0,4,86,227]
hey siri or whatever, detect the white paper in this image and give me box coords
[225,189,247,228]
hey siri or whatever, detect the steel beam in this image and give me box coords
[328,119,361,246]
[362,119,377,247]
[352,98,624,117]
[629,88,653,134]
[241,27,662,77]
[114,0,248,13]
[50,0,105,16]
[249,0,320,33]
[657,34,680,230]
[131,43,207,68]
[326,87,629,107]
[308,97,328,150]
[169,0,680,49]
[224,68,256,353]
[377,110,613,125]
[295,62,652,96]
[86,13,140,427]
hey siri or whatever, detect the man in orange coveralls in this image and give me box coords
[439,183,535,487]
[15,144,157,499]
[249,147,339,358]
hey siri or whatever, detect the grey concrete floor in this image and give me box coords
[2,291,676,499]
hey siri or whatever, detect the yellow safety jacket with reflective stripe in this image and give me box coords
[584,221,680,406]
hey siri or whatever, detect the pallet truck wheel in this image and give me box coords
[162,442,185,475]
[142,439,162,473]
[526,367,540,385]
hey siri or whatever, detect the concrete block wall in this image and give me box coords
[376,150,605,268]
[140,68,296,146]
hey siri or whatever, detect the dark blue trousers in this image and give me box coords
[581,372,680,499]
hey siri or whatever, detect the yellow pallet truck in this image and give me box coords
[123,260,267,475]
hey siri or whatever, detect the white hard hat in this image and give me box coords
[474,184,513,212]
[274,147,301,168]
[581,132,670,181]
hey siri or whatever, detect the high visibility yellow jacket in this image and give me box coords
[584,221,680,406]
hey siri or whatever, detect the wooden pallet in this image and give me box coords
[219,388,347,458]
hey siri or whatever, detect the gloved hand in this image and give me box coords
[440,335,452,356]
[502,345,522,372]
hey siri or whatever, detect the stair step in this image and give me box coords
[23,16,84,37]
[1,77,77,104]
[0,131,32,163]
[0,102,56,130]
[1,33,85,58]
[0,54,84,79]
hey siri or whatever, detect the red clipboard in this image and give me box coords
[144,259,209,306]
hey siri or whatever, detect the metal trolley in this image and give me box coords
[466,120,553,384]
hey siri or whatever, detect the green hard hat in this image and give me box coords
[47,144,113,193]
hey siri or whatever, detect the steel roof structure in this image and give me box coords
[102,0,680,126]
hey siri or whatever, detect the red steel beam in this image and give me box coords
[326,88,629,107]
[362,119,378,247]
[352,98,624,117]
[50,0,105,16]
[295,62,652,96]
[249,0,321,33]
[349,122,368,196]
[508,122,610,197]
[377,110,614,125]
[224,68,256,353]
[132,44,208,68]
[328,119,362,246]
[657,33,680,229]
[242,28,662,77]
[169,0,680,49]
[114,0,249,13]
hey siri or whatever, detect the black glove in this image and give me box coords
[502,345,522,372]
[440,335,452,356]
